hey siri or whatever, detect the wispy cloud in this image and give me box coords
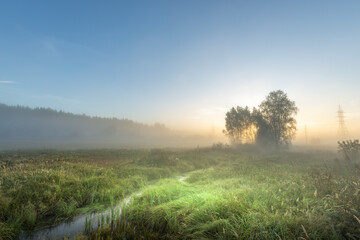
[199,107,228,115]
[42,37,104,57]
[187,106,227,121]
[0,81,16,84]
[43,40,59,56]
[35,94,82,104]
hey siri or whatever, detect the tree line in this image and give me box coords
[223,90,298,148]
[0,103,186,149]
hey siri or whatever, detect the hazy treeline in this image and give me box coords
[0,104,212,149]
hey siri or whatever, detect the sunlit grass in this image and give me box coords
[0,150,164,237]
[109,150,360,239]
[0,148,224,238]
[1,147,360,239]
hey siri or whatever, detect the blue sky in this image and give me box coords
[1,1,360,141]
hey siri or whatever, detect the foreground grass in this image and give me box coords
[0,148,226,239]
[1,147,360,239]
[87,148,360,239]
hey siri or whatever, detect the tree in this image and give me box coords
[223,90,298,148]
[223,106,254,144]
[259,90,298,147]
[251,107,272,146]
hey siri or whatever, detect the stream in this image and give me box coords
[19,196,130,240]
[19,174,189,240]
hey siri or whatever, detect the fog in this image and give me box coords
[2,1,360,239]
[1,102,356,151]
[0,103,223,150]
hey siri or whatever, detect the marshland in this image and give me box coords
[1,146,360,239]
[1,1,360,239]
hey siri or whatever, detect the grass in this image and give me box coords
[1,147,360,239]
[0,148,224,238]
[87,147,360,239]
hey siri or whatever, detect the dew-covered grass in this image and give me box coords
[1,147,360,239]
[88,147,360,239]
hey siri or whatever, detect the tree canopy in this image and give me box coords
[223,106,255,144]
[224,90,298,148]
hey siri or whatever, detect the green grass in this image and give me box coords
[88,148,360,239]
[0,148,224,238]
[1,147,360,239]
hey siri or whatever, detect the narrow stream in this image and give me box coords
[19,174,190,240]
[19,196,130,240]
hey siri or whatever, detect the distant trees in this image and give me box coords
[0,103,173,149]
[224,90,298,148]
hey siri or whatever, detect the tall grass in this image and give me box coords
[90,148,360,239]
[0,149,172,237]
[0,148,225,238]
[2,147,360,239]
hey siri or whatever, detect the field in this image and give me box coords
[1,147,360,239]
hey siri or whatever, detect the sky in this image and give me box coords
[0,1,360,144]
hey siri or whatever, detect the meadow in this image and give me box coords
[1,146,360,239]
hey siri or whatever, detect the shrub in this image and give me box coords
[338,139,360,163]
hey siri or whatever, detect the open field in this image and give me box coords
[1,147,360,239]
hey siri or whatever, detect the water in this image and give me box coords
[19,197,129,240]
[18,174,190,240]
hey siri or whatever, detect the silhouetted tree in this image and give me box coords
[224,90,298,148]
[259,90,298,147]
[223,106,253,144]
[252,107,272,146]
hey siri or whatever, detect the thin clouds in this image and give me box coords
[35,94,82,104]
[199,107,228,116]
[43,40,59,56]
[0,86,82,105]
[42,38,104,57]
[0,81,16,84]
